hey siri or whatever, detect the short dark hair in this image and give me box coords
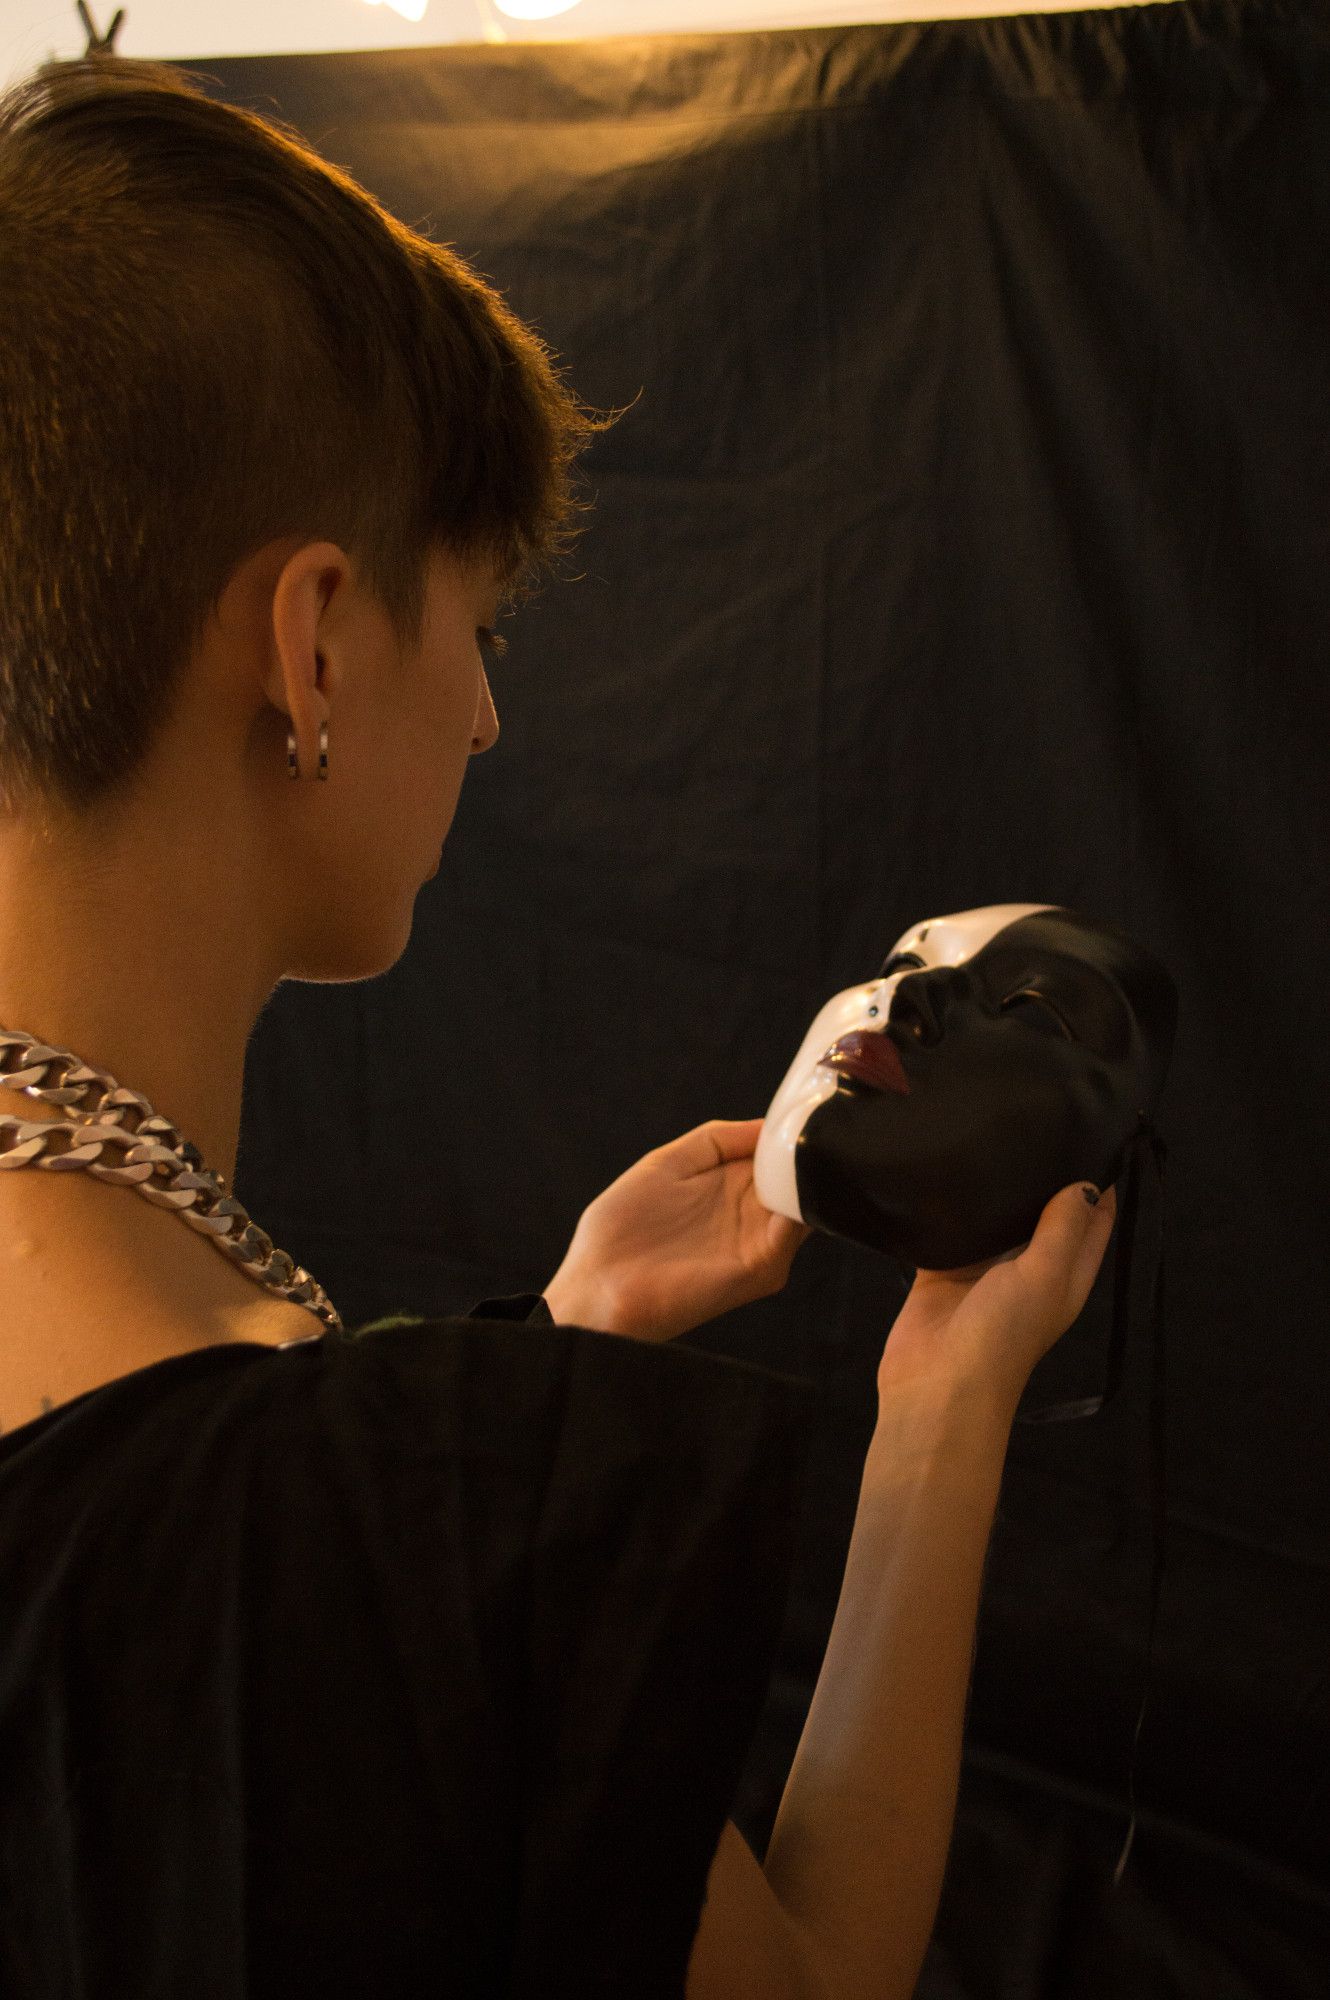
[0,55,602,826]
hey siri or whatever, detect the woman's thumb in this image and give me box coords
[1079,1180,1117,1226]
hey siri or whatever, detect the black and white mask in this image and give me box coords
[755,902,1176,1272]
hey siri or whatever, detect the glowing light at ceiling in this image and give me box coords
[363,0,430,22]
[490,0,584,18]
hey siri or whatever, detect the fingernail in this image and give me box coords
[1082,1185,1101,1207]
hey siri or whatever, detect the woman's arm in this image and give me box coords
[760,1365,1017,2000]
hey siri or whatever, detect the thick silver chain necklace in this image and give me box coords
[0,1029,338,1338]
[0,723,338,1341]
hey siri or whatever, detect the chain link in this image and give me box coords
[0,1029,340,1335]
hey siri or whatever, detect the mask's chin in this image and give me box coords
[797,1134,1041,1268]
[795,1055,1094,1269]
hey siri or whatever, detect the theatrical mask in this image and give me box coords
[753,902,1177,1274]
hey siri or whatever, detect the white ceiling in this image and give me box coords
[4,0,1177,77]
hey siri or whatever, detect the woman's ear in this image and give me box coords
[264,541,350,730]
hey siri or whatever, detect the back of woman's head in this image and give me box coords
[0,54,599,830]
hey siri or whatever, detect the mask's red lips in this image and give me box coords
[820,1027,912,1096]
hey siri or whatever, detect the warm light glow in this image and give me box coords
[363,0,430,22]
[1,0,1191,74]
[491,0,583,18]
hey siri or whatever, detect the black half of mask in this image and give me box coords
[794,907,1175,1272]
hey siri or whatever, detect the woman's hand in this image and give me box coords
[879,1179,1119,1410]
[543,1117,813,1342]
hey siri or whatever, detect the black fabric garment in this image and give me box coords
[0,1298,816,1997]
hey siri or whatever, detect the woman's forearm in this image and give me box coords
[762,1366,1018,2000]
[548,1267,1018,1995]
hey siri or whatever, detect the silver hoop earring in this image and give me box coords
[287,721,330,780]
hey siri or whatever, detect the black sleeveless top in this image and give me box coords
[0,1294,816,1997]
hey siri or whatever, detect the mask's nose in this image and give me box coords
[890,965,970,1048]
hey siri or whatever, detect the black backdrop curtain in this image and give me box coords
[197,0,1329,1990]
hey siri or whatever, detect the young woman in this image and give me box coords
[0,55,1116,1998]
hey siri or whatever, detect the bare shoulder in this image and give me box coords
[0,1257,301,1439]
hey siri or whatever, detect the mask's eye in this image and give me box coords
[880,952,925,979]
[478,627,508,660]
[1001,988,1074,1039]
